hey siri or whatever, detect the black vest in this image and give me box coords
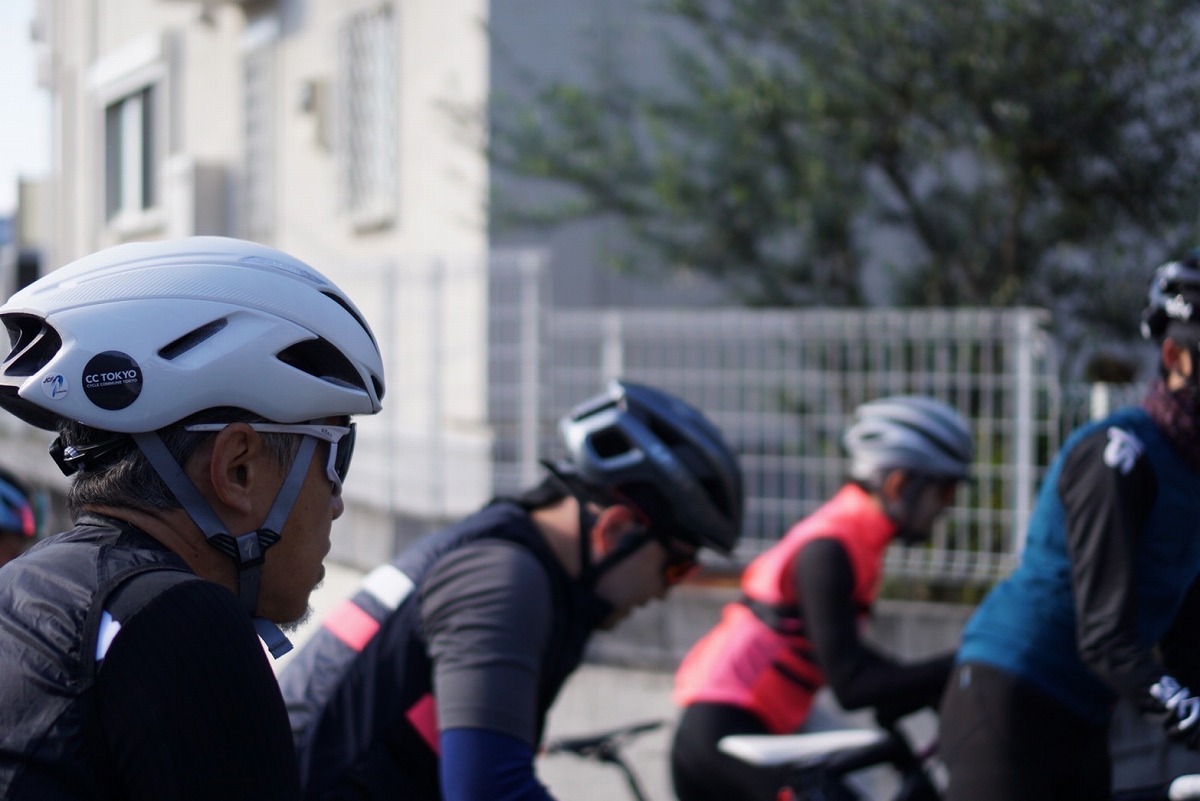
[0,516,196,799]
[279,500,610,801]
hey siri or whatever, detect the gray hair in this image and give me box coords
[61,407,300,518]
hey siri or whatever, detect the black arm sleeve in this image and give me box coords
[95,580,301,801]
[796,538,954,721]
[1059,426,1160,702]
[1161,576,1200,690]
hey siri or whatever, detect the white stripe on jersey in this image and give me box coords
[361,564,414,611]
[96,611,122,661]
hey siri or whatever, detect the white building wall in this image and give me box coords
[30,0,496,548]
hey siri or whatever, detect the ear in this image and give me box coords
[1163,338,1193,379]
[203,423,268,515]
[590,504,644,557]
[880,469,908,505]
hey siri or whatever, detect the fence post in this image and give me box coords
[1090,382,1112,421]
[1012,310,1036,558]
[601,309,624,381]
[429,261,445,519]
[517,252,543,488]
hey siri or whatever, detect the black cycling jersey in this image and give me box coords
[279,500,611,801]
[0,519,300,800]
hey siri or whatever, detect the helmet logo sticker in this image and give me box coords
[40,374,68,401]
[82,351,143,411]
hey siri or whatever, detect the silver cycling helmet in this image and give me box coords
[843,395,973,483]
[0,236,385,432]
[1141,253,1200,343]
[559,379,744,554]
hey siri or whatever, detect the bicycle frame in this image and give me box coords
[542,719,665,801]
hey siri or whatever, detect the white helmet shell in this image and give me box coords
[843,395,973,483]
[0,237,385,432]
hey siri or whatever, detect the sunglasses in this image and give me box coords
[616,523,698,586]
[658,537,699,585]
[185,421,357,495]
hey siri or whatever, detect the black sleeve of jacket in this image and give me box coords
[1158,575,1200,690]
[796,538,954,721]
[1059,425,1160,703]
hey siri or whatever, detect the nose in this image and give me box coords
[332,493,345,520]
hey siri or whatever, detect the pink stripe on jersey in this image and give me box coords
[322,599,380,652]
[406,693,441,755]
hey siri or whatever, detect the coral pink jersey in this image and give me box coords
[673,484,895,733]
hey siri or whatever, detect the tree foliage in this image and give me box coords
[488,0,1200,343]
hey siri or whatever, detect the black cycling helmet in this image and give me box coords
[843,395,974,484]
[1141,253,1200,343]
[559,379,744,554]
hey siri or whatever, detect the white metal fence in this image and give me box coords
[485,254,1136,587]
[0,250,1146,588]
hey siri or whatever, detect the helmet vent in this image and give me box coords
[590,427,633,458]
[159,318,229,361]
[321,290,378,347]
[2,315,62,377]
[277,338,368,393]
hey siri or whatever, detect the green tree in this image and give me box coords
[488,0,1200,340]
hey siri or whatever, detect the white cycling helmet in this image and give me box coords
[0,236,384,432]
[843,395,973,483]
[0,237,386,656]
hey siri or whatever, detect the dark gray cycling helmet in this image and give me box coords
[559,379,744,554]
[1141,253,1200,343]
[843,395,973,483]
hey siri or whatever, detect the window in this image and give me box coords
[104,86,156,223]
[336,6,398,228]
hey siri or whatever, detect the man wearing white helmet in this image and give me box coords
[277,379,743,801]
[940,254,1200,801]
[0,237,385,800]
[671,395,973,801]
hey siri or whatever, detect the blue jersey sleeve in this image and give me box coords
[440,727,556,801]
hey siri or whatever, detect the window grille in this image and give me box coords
[243,41,277,242]
[336,5,398,226]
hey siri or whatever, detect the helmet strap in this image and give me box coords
[880,470,934,545]
[540,460,608,588]
[132,431,320,658]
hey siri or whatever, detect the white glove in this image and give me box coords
[1150,675,1200,749]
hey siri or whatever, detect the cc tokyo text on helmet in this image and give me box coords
[1141,252,1200,343]
[843,395,973,484]
[0,236,385,433]
[559,379,744,554]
